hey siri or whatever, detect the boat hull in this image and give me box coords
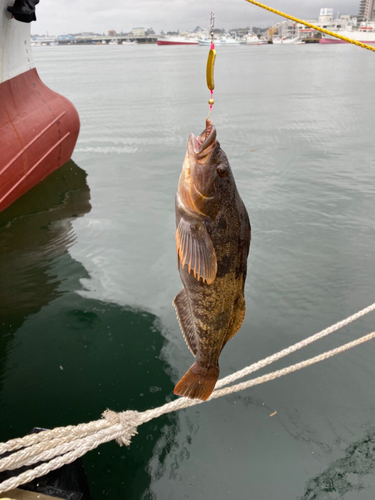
[199,40,241,46]
[0,68,80,212]
[157,37,198,45]
[246,41,268,45]
[320,37,375,44]
[320,28,375,44]
[157,41,198,45]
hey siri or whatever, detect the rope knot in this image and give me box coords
[102,409,141,447]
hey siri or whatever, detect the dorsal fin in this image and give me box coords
[172,289,198,356]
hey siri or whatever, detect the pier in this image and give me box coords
[58,35,157,45]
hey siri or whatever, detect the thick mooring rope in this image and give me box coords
[245,0,375,52]
[0,302,374,494]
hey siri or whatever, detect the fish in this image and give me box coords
[173,118,251,401]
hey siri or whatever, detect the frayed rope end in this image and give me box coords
[102,409,141,447]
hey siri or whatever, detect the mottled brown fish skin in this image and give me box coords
[173,120,251,401]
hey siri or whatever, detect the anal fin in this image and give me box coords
[173,289,198,356]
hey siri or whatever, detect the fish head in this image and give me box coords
[178,119,235,217]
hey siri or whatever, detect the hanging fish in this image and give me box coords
[173,118,251,401]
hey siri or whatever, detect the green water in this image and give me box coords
[1,43,375,499]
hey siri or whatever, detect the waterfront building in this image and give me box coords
[273,8,357,39]
[132,27,145,37]
[358,0,375,21]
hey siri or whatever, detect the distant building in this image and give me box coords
[56,34,75,41]
[108,30,116,37]
[318,8,334,24]
[31,35,57,42]
[358,0,375,21]
[132,27,145,37]
[274,8,358,39]
[236,27,250,37]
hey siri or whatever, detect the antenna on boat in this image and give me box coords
[206,11,216,118]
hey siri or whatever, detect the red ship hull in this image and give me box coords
[320,37,375,44]
[0,67,80,212]
[157,40,199,45]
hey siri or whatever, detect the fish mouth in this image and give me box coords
[178,119,218,215]
[188,119,217,200]
[189,119,217,162]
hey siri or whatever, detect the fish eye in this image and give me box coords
[217,165,228,178]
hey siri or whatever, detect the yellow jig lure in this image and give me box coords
[206,45,216,92]
[206,11,215,116]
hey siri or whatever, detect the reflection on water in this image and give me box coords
[146,412,198,487]
[50,298,178,499]
[0,160,91,335]
[0,159,92,398]
[301,430,375,499]
[0,160,177,499]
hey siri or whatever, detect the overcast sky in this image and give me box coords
[33,0,360,36]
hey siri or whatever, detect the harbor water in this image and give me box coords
[1,42,375,499]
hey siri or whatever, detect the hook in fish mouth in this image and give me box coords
[178,119,218,214]
[190,119,217,161]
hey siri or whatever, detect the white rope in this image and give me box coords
[0,302,374,494]
[216,301,375,389]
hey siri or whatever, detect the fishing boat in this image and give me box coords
[273,36,305,44]
[198,35,242,46]
[219,35,242,45]
[198,37,214,46]
[245,33,268,45]
[284,37,305,44]
[157,35,199,45]
[0,0,80,213]
[320,21,375,44]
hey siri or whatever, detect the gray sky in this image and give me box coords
[33,0,360,36]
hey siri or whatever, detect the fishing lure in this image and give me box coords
[206,12,215,115]
[206,44,216,91]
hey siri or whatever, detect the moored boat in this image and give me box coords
[198,35,242,46]
[273,36,305,44]
[0,0,80,213]
[245,33,268,45]
[320,21,375,44]
[219,35,241,45]
[157,35,199,45]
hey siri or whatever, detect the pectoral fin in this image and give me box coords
[176,217,217,284]
[173,289,198,356]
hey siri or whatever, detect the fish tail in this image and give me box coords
[174,361,219,401]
